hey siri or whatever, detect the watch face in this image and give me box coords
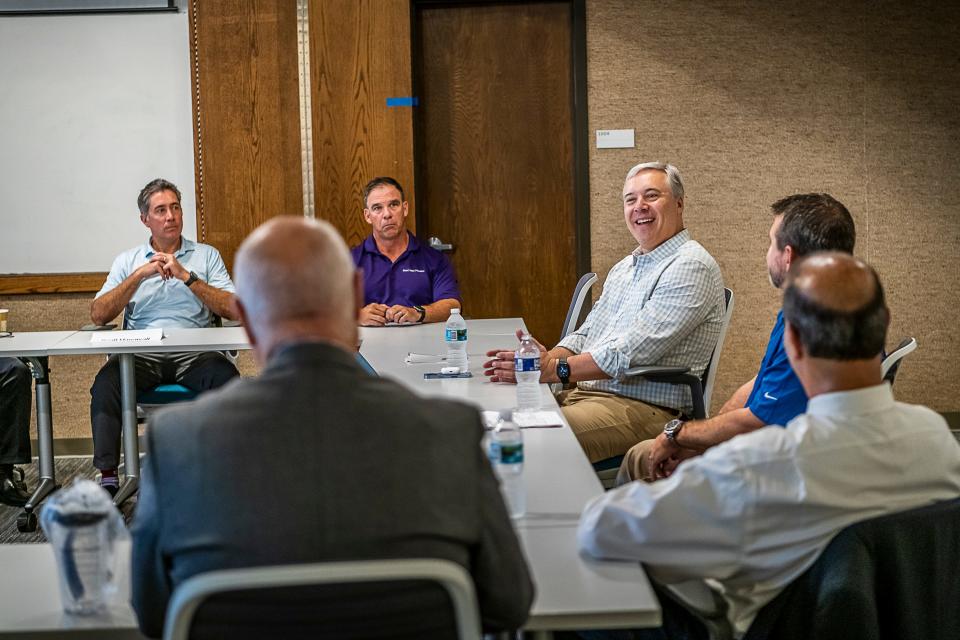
[557,361,570,378]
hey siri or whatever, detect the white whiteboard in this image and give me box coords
[0,10,196,273]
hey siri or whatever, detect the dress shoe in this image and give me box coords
[100,481,118,498]
[0,475,30,507]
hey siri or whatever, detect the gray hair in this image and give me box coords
[137,178,182,216]
[624,162,685,199]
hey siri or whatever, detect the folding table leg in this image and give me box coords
[114,353,140,505]
[18,357,56,532]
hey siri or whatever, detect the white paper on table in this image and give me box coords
[405,352,445,364]
[90,328,164,345]
[482,410,563,429]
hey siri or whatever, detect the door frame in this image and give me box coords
[409,0,591,279]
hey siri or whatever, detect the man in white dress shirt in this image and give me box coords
[577,252,960,638]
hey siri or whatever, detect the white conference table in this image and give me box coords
[1,319,660,636]
[359,319,660,632]
[0,331,83,527]
[47,327,251,505]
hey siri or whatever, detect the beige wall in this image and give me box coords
[586,0,960,411]
[5,0,959,440]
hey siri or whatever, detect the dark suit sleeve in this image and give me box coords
[129,439,172,638]
[471,437,535,631]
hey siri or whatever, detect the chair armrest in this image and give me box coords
[625,365,691,377]
[623,365,706,420]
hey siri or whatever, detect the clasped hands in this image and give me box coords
[138,253,189,283]
[645,432,702,480]
[482,329,548,384]
[359,303,421,326]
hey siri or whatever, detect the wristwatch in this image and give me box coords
[556,358,570,385]
[663,418,685,443]
[413,305,426,322]
[184,271,200,287]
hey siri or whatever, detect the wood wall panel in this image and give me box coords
[309,0,416,248]
[413,2,576,346]
[0,274,106,295]
[189,0,303,271]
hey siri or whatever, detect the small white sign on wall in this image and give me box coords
[596,129,635,149]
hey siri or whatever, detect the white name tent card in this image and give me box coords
[482,410,563,429]
[90,329,164,346]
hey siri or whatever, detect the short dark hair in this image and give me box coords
[783,259,889,360]
[772,193,855,257]
[362,177,405,208]
[138,178,182,216]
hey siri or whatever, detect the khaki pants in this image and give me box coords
[558,388,678,463]
[616,438,658,485]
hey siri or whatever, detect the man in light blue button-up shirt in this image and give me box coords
[484,163,725,463]
[89,179,240,494]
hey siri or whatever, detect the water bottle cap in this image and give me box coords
[451,308,461,314]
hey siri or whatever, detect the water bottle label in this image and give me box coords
[445,328,467,341]
[514,356,540,372]
[498,442,524,464]
[487,441,501,463]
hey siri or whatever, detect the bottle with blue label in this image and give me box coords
[514,333,541,411]
[488,413,525,518]
[444,308,468,370]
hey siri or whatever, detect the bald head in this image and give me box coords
[783,252,889,360]
[234,217,358,357]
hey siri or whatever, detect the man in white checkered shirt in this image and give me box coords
[484,162,725,463]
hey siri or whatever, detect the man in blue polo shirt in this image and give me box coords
[89,178,240,494]
[352,177,461,325]
[618,192,856,483]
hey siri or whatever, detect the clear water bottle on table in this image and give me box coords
[514,333,541,411]
[445,308,468,370]
[487,413,526,518]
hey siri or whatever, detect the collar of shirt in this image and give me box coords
[631,229,690,265]
[361,231,419,260]
[143,235,196,259]
[805,383,894,418]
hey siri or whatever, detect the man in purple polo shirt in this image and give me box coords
[351,177,461,326]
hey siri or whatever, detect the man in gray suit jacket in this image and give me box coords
[130,217,535,637]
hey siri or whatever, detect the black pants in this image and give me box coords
[90,351,239,470]
[0,357,32,465]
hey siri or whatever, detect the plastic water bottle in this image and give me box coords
[445,308,468,370]
[488,414,526,518]
[515,333,541,411]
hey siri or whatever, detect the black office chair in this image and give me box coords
[561,272,599,339]
[881,336,917,386]
[742,497,960,640]
[162,558,482,640]
[593,288,735,486]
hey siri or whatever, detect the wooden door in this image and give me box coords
[413,1,578,347]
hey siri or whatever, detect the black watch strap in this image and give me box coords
[184,271,200,287]
[413,305,426,322]
[557,357,570,385]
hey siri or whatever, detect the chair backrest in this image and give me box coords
[561,272,598,339]
[881,337,917,385]
[701,288,735,416]
[744,497,960,640]
[162,558,483,640]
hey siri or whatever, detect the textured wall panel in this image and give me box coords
[586,0,959,411]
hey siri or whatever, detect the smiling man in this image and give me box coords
[618,193,857,484]
[88,178,239,495]
[484,162,725,464]
[351,177,461,326]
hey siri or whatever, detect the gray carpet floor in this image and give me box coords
[0,457,138,543]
